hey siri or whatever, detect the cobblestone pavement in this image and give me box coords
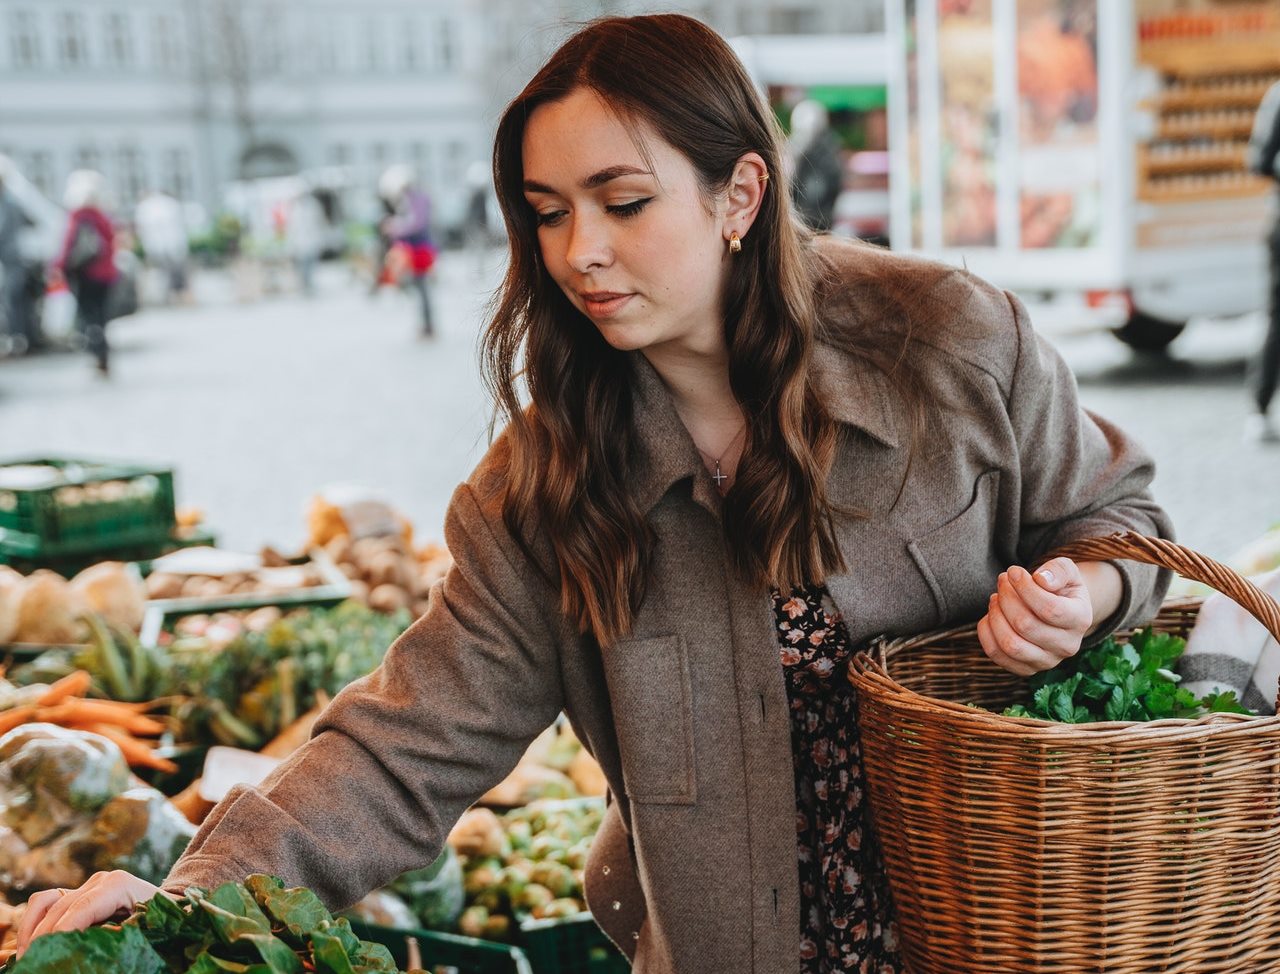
[0,250,1276,562]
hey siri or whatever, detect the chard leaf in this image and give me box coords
[246,873,332,942]
[9,923,166,974]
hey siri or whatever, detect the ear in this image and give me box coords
[722,152,769,246]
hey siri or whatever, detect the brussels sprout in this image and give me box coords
[514,882,554,914]
[458,904,489,939]
[483,913,512,941]
[534,897,585,920]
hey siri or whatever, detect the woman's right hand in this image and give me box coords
[15,871,169,958]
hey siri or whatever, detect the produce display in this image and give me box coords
[14,602,412,754]
[3,874,415,974]
[143,546,339,603]
[480,722,607,808]
[0,562,146,646]
[1001,628,1252,723]
[0,724,195,896]
[0,665,174,774]
[323,535,452,619]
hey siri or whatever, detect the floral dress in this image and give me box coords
[773,583,904,974]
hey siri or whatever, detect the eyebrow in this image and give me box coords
[523,164,653,194]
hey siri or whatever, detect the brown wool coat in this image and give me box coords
[165,239,1174,973]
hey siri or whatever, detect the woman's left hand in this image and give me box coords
[978,558,1093,676]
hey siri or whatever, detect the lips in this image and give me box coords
[579,291,634,318]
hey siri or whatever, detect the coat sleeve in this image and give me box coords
[1247,81,1280,179]
[1003,289,1175,640]
[164,481,566,907]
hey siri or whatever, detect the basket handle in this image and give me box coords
[1044,531,1280,710]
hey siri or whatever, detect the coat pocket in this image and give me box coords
[604,634,696,805]
[907,469,1003,626]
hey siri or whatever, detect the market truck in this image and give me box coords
[885,0,1280,350]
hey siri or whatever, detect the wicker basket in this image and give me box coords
[847,532,1280,974]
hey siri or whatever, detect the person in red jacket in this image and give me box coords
[54,169,118,376]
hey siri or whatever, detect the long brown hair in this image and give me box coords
[483,14,926,646]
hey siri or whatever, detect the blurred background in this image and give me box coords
[0,0,1276,570]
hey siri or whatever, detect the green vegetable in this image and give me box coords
[3,874,412,974]
[1001,628,1254,724]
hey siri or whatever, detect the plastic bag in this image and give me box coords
[40,285,76,342]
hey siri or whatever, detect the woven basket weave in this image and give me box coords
[847,532,1280,974]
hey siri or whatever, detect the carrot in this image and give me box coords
[36,670,93,707]
[36,700,167,736]
[85,723,179,774]
[0,705,36,735]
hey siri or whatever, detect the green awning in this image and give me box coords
[804,84,887,111]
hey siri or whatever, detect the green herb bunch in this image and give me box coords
[5,874,420,974]
[1001,628,1252,723]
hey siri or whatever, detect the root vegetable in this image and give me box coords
[144,572,184,600]
[367,584,411,614]
[13,570,87,644]
[70,562,147,632]
[0,566,24,644]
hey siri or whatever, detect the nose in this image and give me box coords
[564,212,612,274]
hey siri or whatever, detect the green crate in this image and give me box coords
[518,913,629,974]
[0,457,176,559]
[348,919,535,974]
[0,527,217,577]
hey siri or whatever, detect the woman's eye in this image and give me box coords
[607,197,653,218]
[535,209,567,227]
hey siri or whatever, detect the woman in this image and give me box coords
[17,15,1172,973]
[54,169,118,376]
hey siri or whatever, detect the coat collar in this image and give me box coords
[628,341,899,516]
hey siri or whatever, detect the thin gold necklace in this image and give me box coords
[695,424,747,490]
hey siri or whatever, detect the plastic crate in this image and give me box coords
[0,458,176,560]
[0,527,217,577]
[518,913,629,974]
[348,920,535,974]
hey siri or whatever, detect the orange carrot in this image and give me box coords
[85,723,179,773]
[36,670,93,707]
[0,705,36,735]
[36,700,167,736]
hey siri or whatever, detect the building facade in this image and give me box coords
[0,0,881,227]
[0,0,490,228]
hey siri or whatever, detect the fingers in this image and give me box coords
[1008,564,1089,631]
[14,889,66,957]
[979,599,1046,676]
[16,871,160,958]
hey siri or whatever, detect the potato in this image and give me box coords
[14,570,88,644]
[346,579,370,605]
[69,561,146,632]
[367,583,410,614]
[324,534,353,566]
[0,565,25,644]
[144,572,184,600]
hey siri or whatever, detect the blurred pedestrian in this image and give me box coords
[787,99,844,232]
[464,160,491,277]
[134,189,191,305]
[378,164,437,338]
[286,185,327,297]
[1246,79,1280,444]
[53,170,117,376]
[0,156,38,356]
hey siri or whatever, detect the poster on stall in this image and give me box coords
[938,0,998,247]
[1016,0,1101,248]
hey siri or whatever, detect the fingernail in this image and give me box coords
[1037,568,1055,584]
[1009,566,1025,582]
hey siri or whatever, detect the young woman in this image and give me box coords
[17,15,1172,973]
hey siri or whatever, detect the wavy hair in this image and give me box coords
[484,14,922,646]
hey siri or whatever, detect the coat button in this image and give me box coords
[632,931,640,940]
[612,901,621,910]
[602,865,611,876]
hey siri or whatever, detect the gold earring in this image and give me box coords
[728,232,742,255]
[757,173,770,183]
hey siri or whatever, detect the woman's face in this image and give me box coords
[521,88,731,357]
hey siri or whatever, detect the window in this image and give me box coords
[56,10,88,67]
[26,151,53,196]
[104,11,133,68]
[73,144,101,173]
[409,142,432,187]
[362,18,381,71]
[9,10,41,68]
[445,140,466,186]
[327,143,353,168]
[436,18,454,70]
[117,146,145,205]
[153,13,178,72]
[161,147,192,200]
[400,18,419,71]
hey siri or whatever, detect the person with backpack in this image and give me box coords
[53,169,117,376]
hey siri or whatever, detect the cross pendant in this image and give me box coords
[711,462,727,487]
